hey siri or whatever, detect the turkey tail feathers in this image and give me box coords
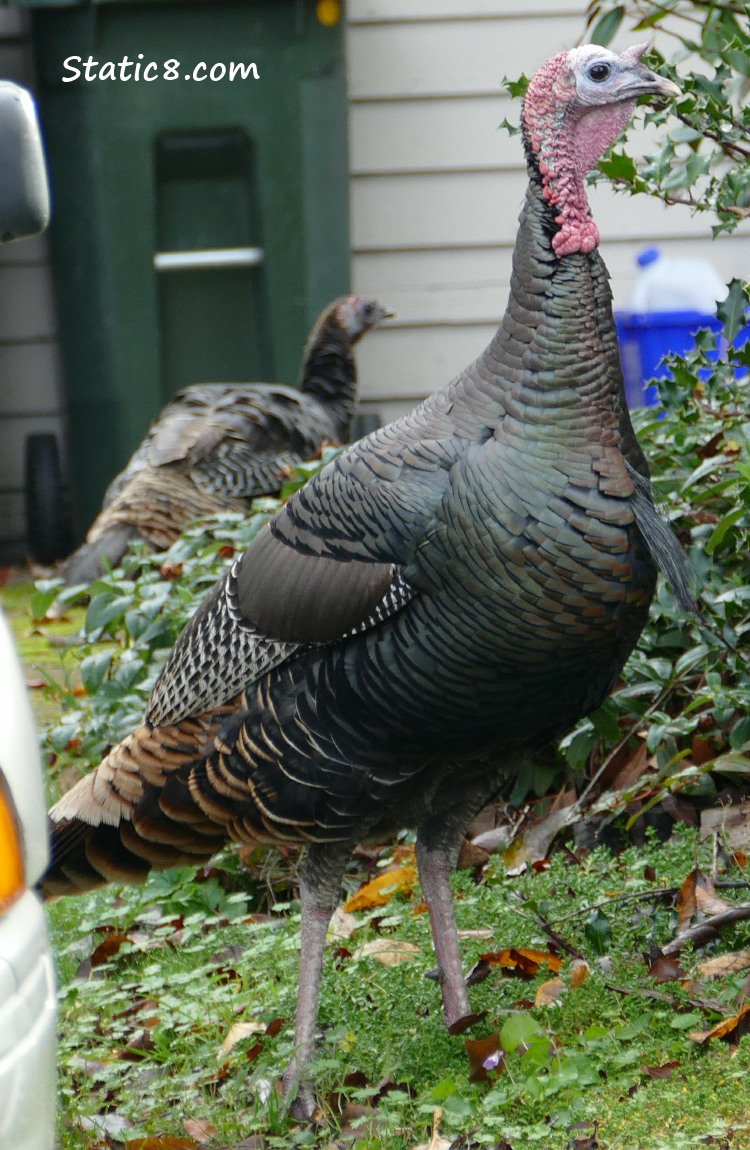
[628,466,696,613]
[58,524,144,585]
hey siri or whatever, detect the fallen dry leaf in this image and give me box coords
[676,868,732,934]
[503,806,577,875]
[344,865,418,912]
[570,958,591,988]
[645,1060,681,1080]
[220,1020,266,1056]
[90,931,135,967]
[535,977,566,1007]
[690,1003,750,1045]
[355,938,420,966]
[328,907,360,940]
[701,803,750,852]
[480,947,563,977]
[647,949,686,984]
[697,950,750,979]
[447,1011,487,1035]
[465,1031,502,1082]
[183,1119,216,1144]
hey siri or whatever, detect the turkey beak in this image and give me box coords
[628,66,681,101]
[380,306,396,322]
[649,73,681,99]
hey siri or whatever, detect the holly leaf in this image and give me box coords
[717,277,749,344]
[590,6,625,47]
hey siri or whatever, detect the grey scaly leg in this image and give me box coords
[283,843,350,1119]
[416,780,495,1026]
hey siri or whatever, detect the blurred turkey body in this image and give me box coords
[45,45,688,1114]
[60,296,387,583]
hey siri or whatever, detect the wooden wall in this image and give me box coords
[346,0,750,424]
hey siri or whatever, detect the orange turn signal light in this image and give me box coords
[0,769,25,911]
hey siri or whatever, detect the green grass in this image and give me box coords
[5,572,750,1147]
[47,831,750,1149]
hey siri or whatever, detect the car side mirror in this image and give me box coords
[0,81,50,243]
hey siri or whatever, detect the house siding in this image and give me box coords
[347,1,750,425]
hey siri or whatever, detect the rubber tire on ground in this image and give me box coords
[24,433,74,564]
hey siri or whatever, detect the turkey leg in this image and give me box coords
[416,781,493,1026]
[283,843,350,1119]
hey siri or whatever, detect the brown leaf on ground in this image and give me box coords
[535,977,566,1007]
[328,907,360,940]
[503,805,577,875]
[647,947,686,984]
[219,1020,265,1056]
[645,1060,681,1080]
[113,997,160,1022]
[570,959,591,988]
[697,950,750,978]
[465,1031,503,1082]
[90,931,135,967]
[602,740,652,793]
[466,958,493,987]
[344,865,418,912]
[456,839,491,870]
[115,1028,157,1062]
[701,803,750,852]
[480,947,563,977]
[354,938,420,966]
[676,869,732,934]
[183,1120,217,1144]
[447,1011,487,1035]
[690,1003,750,1045]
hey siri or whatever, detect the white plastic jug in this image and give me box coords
[628,247,728,314]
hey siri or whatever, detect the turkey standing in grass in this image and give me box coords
[44,45,688,1115]
[59,296,390,584]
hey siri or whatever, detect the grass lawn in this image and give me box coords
[5,573,750,1149]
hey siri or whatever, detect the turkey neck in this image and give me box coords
[298,321,357,441]
[470,152,644,486]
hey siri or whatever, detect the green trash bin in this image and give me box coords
[18,0,349,536]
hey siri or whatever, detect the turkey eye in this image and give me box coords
[589,62,611,82]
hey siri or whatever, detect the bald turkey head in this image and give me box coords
[523,43,681,257]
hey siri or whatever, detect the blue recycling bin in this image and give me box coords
[616,311,721,409]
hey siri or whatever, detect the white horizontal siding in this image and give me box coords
[348,15,583,100]
[348,0,585,21]
[347,2,750,412]
[0,265,58,341]
[0,344,63,416]
[349,96,518,174]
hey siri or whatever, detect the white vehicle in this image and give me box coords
[0,81,56,1150]
[0,609,57,1150]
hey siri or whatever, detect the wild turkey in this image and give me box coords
[59,296,390,584]
[44,45,687,1115]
